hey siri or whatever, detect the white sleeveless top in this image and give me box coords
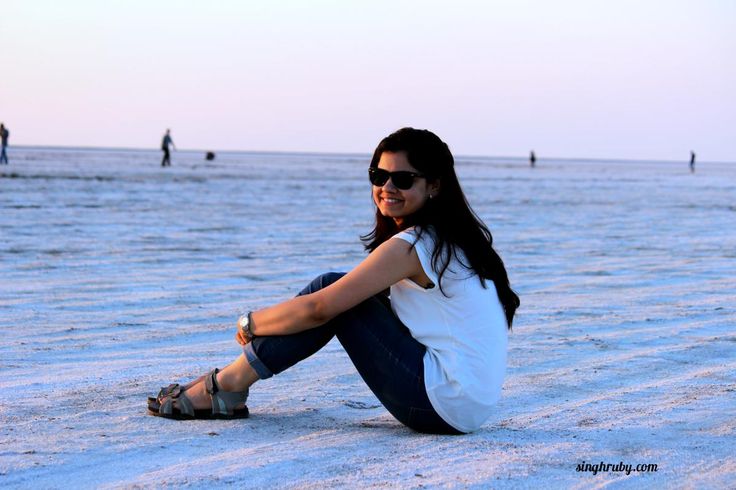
[390,227,508,432]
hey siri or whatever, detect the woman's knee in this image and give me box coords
[317,272,345,286]
[299,272,346,296]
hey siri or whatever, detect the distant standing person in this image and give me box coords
[689,151,695,173]
[161,129,176,167]
[529,150,536,168]
[0,123,9,165]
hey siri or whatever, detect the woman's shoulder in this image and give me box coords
[392,225,432,243]
[394,225,436,238]
[392,226,438,256]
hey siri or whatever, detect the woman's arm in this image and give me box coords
[238,237,421,341]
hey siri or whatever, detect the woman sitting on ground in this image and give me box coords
[148,127,520,434]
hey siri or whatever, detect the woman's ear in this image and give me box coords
[429,180,441,197]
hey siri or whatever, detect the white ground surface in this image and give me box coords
[1,148,734,488]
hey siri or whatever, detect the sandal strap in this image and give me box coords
[156,370,211,403]
[156,383,182,402]
[205,369,249,416]
[158,389,195,416]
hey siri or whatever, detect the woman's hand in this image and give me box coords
[235,326,250,346]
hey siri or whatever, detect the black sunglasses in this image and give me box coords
[368,167,425,190]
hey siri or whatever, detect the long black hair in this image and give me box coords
[362,127,520,328]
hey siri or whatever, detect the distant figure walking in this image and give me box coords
[529,150,536,168]
[0,123,9,165]
[689,151,696,173]
[161,129,176,167]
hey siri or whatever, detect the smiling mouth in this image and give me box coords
[381,197,403,205]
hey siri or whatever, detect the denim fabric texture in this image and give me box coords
[243,272,461,435]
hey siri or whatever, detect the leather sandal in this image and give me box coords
[147,369,249,419]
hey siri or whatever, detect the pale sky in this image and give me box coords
[1,0,734,160]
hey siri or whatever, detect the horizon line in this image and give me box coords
[8,144,734,166]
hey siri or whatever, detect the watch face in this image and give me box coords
[239,315,249,329]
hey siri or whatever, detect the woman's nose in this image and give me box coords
[381,177,398,191]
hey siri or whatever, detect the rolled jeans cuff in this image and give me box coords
[243,340,273,379]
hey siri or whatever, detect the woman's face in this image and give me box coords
[372,151,438,227]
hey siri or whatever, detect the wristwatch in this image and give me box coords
[238,312,256,342]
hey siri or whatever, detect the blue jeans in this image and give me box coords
[243,272,461,434]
